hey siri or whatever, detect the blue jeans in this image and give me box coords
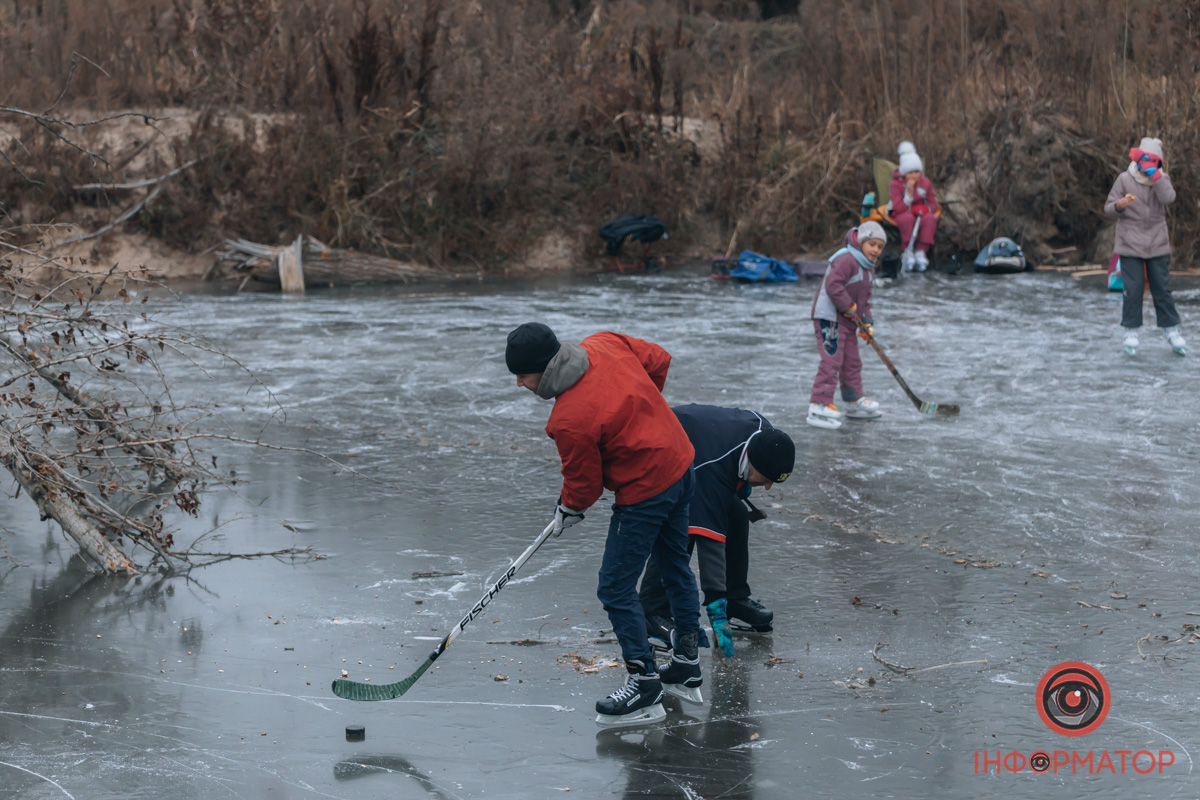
[597,467,700,665]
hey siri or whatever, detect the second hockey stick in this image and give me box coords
[859,326,960,417]
[331,520,557,702]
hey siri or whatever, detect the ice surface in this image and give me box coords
[1,270,1197,797]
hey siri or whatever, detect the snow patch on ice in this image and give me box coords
[731,739,777,750]
[991,674,1034,686]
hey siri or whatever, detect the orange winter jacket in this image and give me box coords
[544,332,694,510]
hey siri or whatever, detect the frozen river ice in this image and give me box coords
[1,268,1199,798]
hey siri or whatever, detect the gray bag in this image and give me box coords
[974,237,1027,272]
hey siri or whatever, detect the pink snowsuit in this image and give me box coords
[809,229,875,405]
[889,170,938,252]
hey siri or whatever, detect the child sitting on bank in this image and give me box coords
[889,141,939,271]
[807,222,886,430]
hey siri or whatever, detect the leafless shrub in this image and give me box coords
[1,0,1197,266]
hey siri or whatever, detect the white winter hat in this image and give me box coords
[1138,137,1163,159]
[898,151,923,176]
[898,140,917,157]
[857,221,886,245]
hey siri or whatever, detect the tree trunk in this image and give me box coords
[0,422,137,574]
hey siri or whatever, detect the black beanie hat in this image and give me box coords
[505,322,561,374]
[747,428,795,483]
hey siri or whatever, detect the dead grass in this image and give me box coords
[1,0,1198,269]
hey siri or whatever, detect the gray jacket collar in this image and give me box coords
[536,342,589,399]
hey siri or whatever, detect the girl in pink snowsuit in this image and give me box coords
[889,141,938,271]
[806,222,887,430]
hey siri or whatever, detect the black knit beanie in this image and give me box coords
[747,428,795,483]
[505,322,561,374]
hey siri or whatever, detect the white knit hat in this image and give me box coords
[898,140,917,157]
[857,221,886,245]
[898,151,923,176]
[1138,137,1163,159]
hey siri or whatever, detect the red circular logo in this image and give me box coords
[1036,661,1109,736]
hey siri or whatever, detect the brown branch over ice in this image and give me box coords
[872,642,987,675]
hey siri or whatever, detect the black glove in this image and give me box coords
[743,498,767,522]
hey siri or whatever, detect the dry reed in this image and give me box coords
[1,0,1197,268]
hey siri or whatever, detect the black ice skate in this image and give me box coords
[658,630,704,705]
[726,597,774,633]
[645,614,675,652]
[595,660,665,728]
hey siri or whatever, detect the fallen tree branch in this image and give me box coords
[0,420,136,574]
[872,642,913,673]
[872,642,987,675]
[50,184,163,249]
[0,334,189,482]
[74,158,201,191]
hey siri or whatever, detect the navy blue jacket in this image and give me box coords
[673,404,774,543]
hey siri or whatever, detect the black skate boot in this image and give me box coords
[658,630,703,705]
[645,614,675,653]
[726,597,774,633]
[595,659,665,728]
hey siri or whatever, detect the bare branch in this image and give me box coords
[50,185,163,249]
[75,158,202,191]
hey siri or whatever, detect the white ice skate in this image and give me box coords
[806,403,844,430]
[901,250,916,272]
[1123,329,1139,355]
[1164,327,1187,356]
[913,250,929,272]
[844,397,883,419]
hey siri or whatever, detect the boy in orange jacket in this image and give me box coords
[507,322,704,727]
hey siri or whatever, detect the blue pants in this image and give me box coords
[640,497,752,613]
[597,467,700,665]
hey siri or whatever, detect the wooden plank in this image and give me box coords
[277,235,306,294]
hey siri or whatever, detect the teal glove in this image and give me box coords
[706,598,735,657]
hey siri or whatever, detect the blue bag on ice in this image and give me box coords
[730,250,799,282]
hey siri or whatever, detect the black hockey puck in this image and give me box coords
[345,724,365,742]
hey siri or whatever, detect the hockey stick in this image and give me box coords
[904,213,921,270]
[331,520,557,701]
[859,327,959,417]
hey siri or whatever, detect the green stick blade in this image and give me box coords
[331,657,434,702]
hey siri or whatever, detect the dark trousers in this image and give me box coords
[640,499,752,617]
[597,467,700,665]
[1121,255,1181,329]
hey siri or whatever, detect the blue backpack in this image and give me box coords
[730,250,799,282]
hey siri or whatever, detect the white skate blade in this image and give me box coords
[805,415,841,430]
[595,703,666,728]
[662,683,703,705]
[1124,345,1137,356]
[1173,346,1187,356]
